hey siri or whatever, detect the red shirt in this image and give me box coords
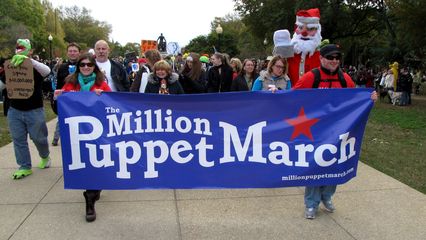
[294,68,355,89]
[62,81,111,92]
[287,52,321,86]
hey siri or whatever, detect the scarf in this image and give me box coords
[78,73,96,91]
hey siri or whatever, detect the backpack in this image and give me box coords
[311,68,347,88]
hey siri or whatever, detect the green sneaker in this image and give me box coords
[38,156,51,169]
[12,169,33,180]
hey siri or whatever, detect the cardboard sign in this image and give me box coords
[141,40,158,53]
[4,59,34,99]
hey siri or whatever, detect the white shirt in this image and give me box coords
[96,60,116,91]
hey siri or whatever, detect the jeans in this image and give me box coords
[7,107,50,170]
[53,120,60,142]
[304,185,337,208]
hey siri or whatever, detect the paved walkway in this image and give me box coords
[1,118,425,240]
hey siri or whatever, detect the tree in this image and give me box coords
[0,0,47,57]
[60,5,112,50]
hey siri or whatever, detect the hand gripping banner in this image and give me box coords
[58,89,374,189]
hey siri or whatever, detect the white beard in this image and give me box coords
[291,28,322,58]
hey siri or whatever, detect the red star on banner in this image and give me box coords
[285,107,319,140]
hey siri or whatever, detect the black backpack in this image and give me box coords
[311,68,347,88]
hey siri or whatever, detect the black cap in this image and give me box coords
[320,44,341,57]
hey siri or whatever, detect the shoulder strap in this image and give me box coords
[337,69,347,88]
[312,68,321,88]
[312,68,347,88]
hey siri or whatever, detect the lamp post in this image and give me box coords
[215,24,223,52]
[263,37,269,59]
[48,34,53,63]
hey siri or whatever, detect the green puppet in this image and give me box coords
[11,39,32,66]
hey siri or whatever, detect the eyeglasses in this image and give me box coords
[325,55,340,61]
[79,62,94,67]
[274,65,285,69]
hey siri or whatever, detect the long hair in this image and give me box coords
[65,53,106,86]
[241,58,257,80]
[182,52,203,81]
[267,55,288,75]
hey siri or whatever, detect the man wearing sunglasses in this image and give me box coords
[294,44,355,89]
[294,44,377,219]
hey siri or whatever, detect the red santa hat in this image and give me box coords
[295,8,320,27]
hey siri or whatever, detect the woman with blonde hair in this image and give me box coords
[145,60,184,94]
[230,57,243,80]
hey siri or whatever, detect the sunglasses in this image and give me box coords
[79,62,94,67]
[325,55,341,61]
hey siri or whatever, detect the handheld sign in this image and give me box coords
[4,58,34,99]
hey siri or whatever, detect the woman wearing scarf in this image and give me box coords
[59,53,111,222]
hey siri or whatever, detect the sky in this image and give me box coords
[49,0,236,48]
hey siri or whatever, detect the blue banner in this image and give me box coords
[58,89,374,189]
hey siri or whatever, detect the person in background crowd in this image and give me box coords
[397,66,413,106]
[51,42,81,146]
[294,44,377,219]
[56,53,111,222]
[355,66,368,88]
[179,52,206,93]
[199,55,211,75]
[130,49,162,93]
[252,55,291,91]
[206,52,233,93]
[1,39,52,180]
[230,57,243,80]
[94,40,129,92]
[0,57,6,107]
[413,69,423,95]
[380,68,394,103]
[231,58,259,91]
[145,60,184,94]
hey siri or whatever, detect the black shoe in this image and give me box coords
[52,139,58,146]
[83,191,97,222]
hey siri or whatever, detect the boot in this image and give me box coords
[83,190,100,222]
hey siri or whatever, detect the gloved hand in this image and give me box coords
[11,54,28,67]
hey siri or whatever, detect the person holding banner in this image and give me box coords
[145,60,184,94]
[130,49,162,93]
[294,44,377,219]
[56,53,111,222]
[2,39,52,179]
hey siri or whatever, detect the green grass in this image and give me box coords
[0,101,56,147]
[360,94,426,194]
[0,95,425,194]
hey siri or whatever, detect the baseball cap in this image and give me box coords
[320,44,341,57]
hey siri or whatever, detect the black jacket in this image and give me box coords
[207,64,233,92]
[110,59,130,91]
[145,72,184,94]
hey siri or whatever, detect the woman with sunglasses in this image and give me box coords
[58,53,111,222]
[61,53,110,94]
